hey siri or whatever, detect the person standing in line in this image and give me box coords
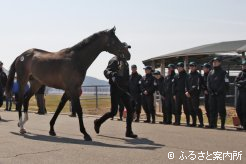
[202,63,212,127]
[162,64,176,125]
[235,60,246,130]
[207,57,229,130]
[153,70,166,124]
[129,64,142,122]
[0,61,7,108]
[185,62,204,128]
[140,66,156,123]
[0,61,7,120]
[172,62,190,126]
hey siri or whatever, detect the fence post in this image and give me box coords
[95,86,98,109]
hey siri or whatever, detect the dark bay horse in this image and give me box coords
[5,27,131,141]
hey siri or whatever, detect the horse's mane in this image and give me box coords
[69,30,107,51]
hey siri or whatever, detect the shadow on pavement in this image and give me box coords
[98,134,164,147]
[0,119,14,122]
[10,132,164,150]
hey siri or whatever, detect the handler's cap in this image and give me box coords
[143,66,152,70]
[153,70,161,75]
[176,62,184,67]
[131,64,137,68]
[167,63,175,69]
[189,62,197,67]
[212,57,222,62]
[202,63,211,69]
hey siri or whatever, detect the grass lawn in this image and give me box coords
[2,94,237,126]
[28,94,111,115]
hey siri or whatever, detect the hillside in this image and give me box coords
[83,76,108,86]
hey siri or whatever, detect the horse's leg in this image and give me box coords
[23,80,42,126]
[49,92,69,136]
[72,97,92,141]
[17,82,28,134]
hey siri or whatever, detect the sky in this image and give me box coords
[0,0,246,80]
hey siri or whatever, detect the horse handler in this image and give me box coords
[94,44,138,138]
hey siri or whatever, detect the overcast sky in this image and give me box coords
[0,0,246,80]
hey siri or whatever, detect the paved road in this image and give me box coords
[0,111,245,164]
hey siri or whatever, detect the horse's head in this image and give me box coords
[104,27,131,60]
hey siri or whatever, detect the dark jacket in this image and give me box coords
[129,72,142,97]
[163,71,175,97]
[104,57,129,89]
[172,70,188,95]
[202,72,209,92]
[207,66,229,95]
[185,71,204,95]
[0,69,7,89]
[154,76,165,96]
[235,70,246,92]
[140,73,155,95]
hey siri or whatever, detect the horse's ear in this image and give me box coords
[109,26,116,34]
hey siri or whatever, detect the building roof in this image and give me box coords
[143,40,246,70]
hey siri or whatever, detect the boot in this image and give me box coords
[167,114,172,124]
[220,117,226,130]
[126,130,138,138]
[69,113,76,117]
[190,115,196,127]
[135,114,140,122]
[186,115,190,126]
[198,111,204,128]
[151,113,156,124]
[174,115,181,126]
[94,119,101,134]
[144,114,150,123]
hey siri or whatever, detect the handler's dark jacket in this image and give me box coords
[140,73,155,95]
[129,72,142,97]
[163,71,175,97]
[235,69,246,92]
[185,71,204,94]
[172,70,188,95]
[104,57,129,89]
[207,66,229,95]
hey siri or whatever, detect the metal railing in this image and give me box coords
[155,83,238,112]
[46,85,111,110]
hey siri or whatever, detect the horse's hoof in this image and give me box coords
[49,130,56,136]
[84,134,92,141]
[20,129,27,134]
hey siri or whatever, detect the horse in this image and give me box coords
[5,27,131,141]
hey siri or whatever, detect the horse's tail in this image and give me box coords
[5,58,17,97]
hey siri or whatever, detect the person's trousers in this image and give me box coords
[236,91,246,128]
[188,92,203,125]
[209,94,226,128]
[175,93,190,125]
[142,94,155,122]
[97,85,134,132]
